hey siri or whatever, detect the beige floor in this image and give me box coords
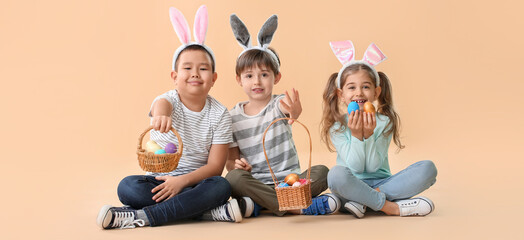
[4,150,522,240]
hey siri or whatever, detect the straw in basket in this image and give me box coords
[137,126,184,173]
[262,118,312,211]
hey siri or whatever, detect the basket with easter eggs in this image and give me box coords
[137,126,183,172]
[262,118,312,211]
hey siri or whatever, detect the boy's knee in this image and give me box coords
[225,169,250,186]
[312,165,329,177]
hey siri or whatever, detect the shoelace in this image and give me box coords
[210,204,232,222]
[111,211,146,229]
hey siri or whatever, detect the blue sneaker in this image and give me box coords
[301,193,341,215]
[238,197,262,217]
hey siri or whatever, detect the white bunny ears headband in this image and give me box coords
[330,40,387,88]
[170,5,215,71]
[230,14,280,71]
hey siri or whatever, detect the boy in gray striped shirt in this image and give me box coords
[225,13,340,217]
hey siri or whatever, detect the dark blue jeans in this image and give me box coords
[117,175,231,226]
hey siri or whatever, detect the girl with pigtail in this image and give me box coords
[322,41,438,218]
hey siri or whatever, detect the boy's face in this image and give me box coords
[236,65,281,102]
[172,49,217,97]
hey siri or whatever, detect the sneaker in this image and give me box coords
[343,201,366,218]
[202,199,242,223]
[97,205,146,229]
[395,197,434,216]
[238,197,262,218]
[301,193,341,215]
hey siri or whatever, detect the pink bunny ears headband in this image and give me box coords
[170,5,215,71]
[230,14,280,71]
[330,40,387,88]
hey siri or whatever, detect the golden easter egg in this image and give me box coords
[284,173,300,185]
[363,102,376,113]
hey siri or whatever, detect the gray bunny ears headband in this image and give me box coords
[230,14,280,71]
[170,5,215,71]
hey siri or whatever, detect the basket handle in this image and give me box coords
[137,126,184,155]
[262,118,312,186]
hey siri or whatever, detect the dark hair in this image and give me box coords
[235,47,280,76]
[174,45,215,72]
[320,64,404,151]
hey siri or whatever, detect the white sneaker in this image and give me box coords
[344,201,366,219]
[97,205,146,229]
[202,199,243,223]
[396,197,434,216]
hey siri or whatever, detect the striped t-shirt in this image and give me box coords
[230,94,301,184]
[147,90,233,176]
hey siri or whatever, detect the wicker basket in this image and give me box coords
[137,126,184,173]
[262,118,312,211]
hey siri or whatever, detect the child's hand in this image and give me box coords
[234,158,252,172]
[151,176,185,202]
[151,115,172,133]
[363,112,376,139]
[280,88,302,124]
[347,110,363,141]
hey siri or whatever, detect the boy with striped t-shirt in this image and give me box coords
[97,6,242,230]
[225,14,340,217]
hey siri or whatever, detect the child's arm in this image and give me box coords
[331,123,367,173]
[151,98,173,133]
[279,88,302,124]
[151,143,229,202]
[362,114,390,173]
[226,147,252,172]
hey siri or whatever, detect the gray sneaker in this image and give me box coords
[396,197,434,216]
[344,201,366,218]
[97,205,146,229]
[202,199,242,222]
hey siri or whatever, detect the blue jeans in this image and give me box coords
[117,175,231,226]
[328,160,437,211]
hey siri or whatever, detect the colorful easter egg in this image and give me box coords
[363,102,376,113]
[292,182,301,187]
[155,149,166,154]
[146,140,162,153]
[278,182,289,188]
[284,173,300,185]
[165,143,177,153]
[299,179,309,184]
[347,101,360,114]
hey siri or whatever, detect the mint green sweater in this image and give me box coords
[330,113,392,180]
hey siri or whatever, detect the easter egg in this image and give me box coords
[299,179,309,185]
[363,102,376,113]
[155,149,166,154]
[146,140,162,153]
[347,101,360,114]
[278,182,289,188]
[284,173,300,185]
[292,182,301,187]
[165,143,177,153]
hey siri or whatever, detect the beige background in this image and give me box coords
[1,0,523,239]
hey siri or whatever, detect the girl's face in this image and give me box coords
[337,70,381,110]
[236,65,281,103]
